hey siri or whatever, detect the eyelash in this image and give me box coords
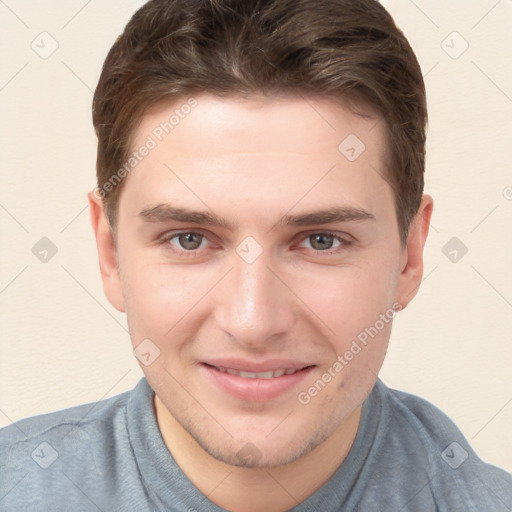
[157,230,352,257]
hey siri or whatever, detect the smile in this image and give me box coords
[210,366,300,379]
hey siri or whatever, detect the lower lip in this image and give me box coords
[201,364,314,402]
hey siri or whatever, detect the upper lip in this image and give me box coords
[202,358,314,373]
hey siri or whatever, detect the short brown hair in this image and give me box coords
[93,0,427,244]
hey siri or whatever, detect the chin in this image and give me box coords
[182,414,333,469]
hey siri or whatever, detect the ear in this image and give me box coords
[88,190,125,312]
[395,194,434,309]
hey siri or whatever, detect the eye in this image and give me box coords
[163,231,209,251]
[299,232,347,252]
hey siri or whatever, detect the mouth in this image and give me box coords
[203,363,307,379]
[201,361,315,401]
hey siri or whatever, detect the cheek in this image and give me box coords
[120,261,178,336]
[291,257,399,336]
[120,256,217,342]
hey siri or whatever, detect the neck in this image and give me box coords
[154,396,361,512]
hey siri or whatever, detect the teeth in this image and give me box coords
[239,371,262,379]
[213,366,299,379]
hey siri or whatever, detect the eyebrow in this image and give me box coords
[139,205,234,230]
[279,207,375,227]
[138,204,375,230]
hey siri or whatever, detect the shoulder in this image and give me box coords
[0,384,137,509]
[0,386,131,449]
[376,380,512,510]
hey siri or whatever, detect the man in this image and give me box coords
[1,0,511,510]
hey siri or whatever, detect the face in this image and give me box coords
[91,93,431,468]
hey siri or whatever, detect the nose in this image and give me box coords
[213,248,296,350]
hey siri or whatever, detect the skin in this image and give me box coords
[89,93,433,512]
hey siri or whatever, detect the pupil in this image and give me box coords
[179,233,202,250]
[311,234,333,250]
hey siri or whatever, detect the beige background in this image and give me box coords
[1,0,511,471]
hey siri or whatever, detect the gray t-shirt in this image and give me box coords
[1,377,511,511]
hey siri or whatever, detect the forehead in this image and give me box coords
[138,93,381,156]
[120,93,393,227]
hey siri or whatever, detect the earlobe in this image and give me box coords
[88,190,125,313]
[395,194,434,309]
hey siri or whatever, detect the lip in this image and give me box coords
[201,359,315,402]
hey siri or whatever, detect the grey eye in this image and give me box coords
[301,233,343,251]
[307,233,338,251]
[174,232,204,250]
